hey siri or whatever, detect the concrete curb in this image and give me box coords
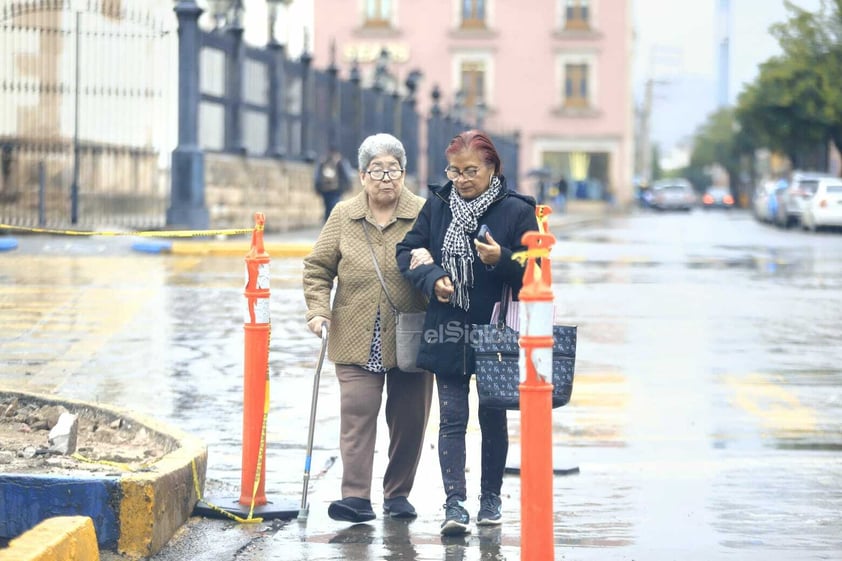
[0,389,208,559]
[0,516,99,561]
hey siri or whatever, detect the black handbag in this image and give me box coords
[472,286,576,410]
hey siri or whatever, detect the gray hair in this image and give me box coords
[357,133,407,171]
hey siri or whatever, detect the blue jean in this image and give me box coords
[436,374,508,502]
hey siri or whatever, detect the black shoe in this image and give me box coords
[383,496,417,519]
[440,498,471,535]
[477,493,502,526]
[477,493,503,526]
[328,497,376,523]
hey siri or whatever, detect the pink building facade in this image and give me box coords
[312,0,635,207]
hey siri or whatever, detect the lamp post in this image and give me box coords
[266,0,292,157]
[70,4,82,224]
[476,98,487,130]
[453,89,466,123]
[266,0,292,46]
[373,47,391,91]
[206,0,228,29]
[229,0,244,28]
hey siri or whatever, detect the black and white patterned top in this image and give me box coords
[363,309,386,374]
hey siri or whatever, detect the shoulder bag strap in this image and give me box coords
[496,283,511,329]
[362,220,399,314]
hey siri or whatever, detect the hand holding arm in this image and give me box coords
[409,247,434,269]
[434,276,454,303]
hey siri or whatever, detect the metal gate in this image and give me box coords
[0,0,177,230]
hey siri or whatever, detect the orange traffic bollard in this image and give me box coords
[241,212,271,506]
[518,205,556,561]
[193,213,299,522]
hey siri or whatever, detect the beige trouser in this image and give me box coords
[334,364,434,501]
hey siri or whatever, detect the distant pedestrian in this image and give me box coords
[303,133,434,524]
[555,176,568,213]
[314,145,353,222]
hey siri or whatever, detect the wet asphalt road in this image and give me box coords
[1,208,841,560]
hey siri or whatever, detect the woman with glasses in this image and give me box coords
[303,133,434,523]
[396,130,538,535]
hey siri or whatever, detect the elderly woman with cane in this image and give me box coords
[303,133,434,523]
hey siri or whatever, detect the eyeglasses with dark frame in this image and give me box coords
[365,169,404,181]
[445,166,481,180]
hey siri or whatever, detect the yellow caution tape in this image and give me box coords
[0,224,252,238]
[191,459,263,525]
[512,247,551,266]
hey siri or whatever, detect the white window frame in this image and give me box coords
[360,0,398,29]
[451,50,494,107]
[557,0,598,31]
[556,52,598,109]
[452,0,495,30]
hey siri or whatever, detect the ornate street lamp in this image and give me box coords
[405,69,422,102]
[229,0,244,29]
[266,0,292,45]
[205,0,244,30]
[373,48,392,91]
[206,0,229,29]
[476,98,487,130]
[453,89,466,122]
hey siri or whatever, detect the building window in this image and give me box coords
[364,0,392,28]
[460,0,487,29]
[564,63,589,108]
[565,0,589,30]
[460,61,486,108]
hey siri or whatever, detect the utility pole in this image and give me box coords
[635,46,678,184]
[717,0,731,107]
[639,78,653,184]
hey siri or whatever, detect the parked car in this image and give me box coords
[774,171,833,228]
[752,180,778,222]
[801,177,842,232]
[649,179,695,211]
[702,187,734,209]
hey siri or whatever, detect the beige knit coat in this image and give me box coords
[303,189,428,367]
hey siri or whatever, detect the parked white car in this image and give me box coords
[801,178,842,232]
[752,180,778,223]
[774,171,833,228]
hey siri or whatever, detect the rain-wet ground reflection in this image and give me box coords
[6,212,842,560]
[710,456,841,552]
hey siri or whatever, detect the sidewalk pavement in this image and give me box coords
[0,201,610,560]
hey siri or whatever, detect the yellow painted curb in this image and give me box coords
[0,516,99,561]
[118,447,208,558]
[169,241,313,257]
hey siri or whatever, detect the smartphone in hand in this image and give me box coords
[476,224,491,243]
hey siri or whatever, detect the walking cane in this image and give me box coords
[298,322,328,521]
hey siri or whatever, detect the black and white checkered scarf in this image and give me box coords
[441,175,502,311]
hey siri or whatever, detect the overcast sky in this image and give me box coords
[633,0,823,152]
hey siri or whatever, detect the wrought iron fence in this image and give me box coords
[0,0,176,229]
[0,0,521,230]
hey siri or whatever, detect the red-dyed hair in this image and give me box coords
[444,129,502,175]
